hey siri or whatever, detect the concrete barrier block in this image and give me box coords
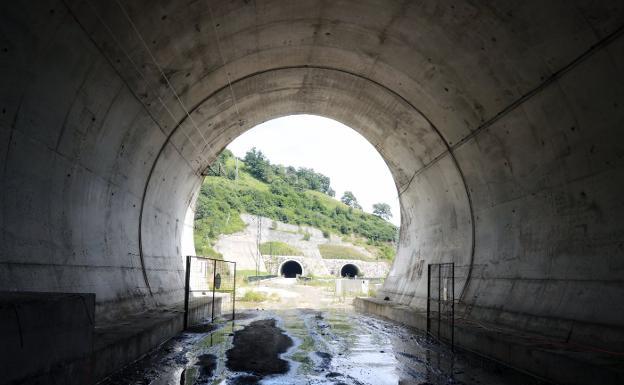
[0,291,95,385]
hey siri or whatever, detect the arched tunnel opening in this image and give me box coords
[1,1,623,384]
[280,261,303,278]
[340,264,359,278]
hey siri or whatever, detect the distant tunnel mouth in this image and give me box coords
[341,264,359,278]
[280,261,303,278]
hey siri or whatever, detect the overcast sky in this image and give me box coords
[227,115,401,226]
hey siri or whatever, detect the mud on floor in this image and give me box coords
[99,309,549,385]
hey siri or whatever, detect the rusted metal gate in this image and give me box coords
[184,256,236,329]
[427,262,455,349]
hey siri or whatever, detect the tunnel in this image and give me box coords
[340,264,359,278]
[280,260,303,279]
[1,1,623,384]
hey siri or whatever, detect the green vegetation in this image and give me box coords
[193,243,223,259]
[341,191,361,210]
[375,243,396,261]
[259,241,303,256]
[234,269,268,287]
[237,269,266,279]
[318,244,372,261]
[239,290,280,302]
[194,149,398,260]
[244,147,335,196]
[194,173,247,256]
[372,202,392,220]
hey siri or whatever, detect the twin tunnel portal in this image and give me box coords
[279,261,359,278]
[1,1,624,384]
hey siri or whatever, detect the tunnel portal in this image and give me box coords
[340,264,359,278]
[280,261,303,278]
[1,1,623,384]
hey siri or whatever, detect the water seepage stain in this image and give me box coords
[195,353,217,377]
[315,351,332,370]
[226,318,294,379]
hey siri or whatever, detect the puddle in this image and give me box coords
[195,354,217,378]
[100,309,549,385]
[226,319,293,377]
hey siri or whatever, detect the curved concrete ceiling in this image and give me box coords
[1,0,623,351]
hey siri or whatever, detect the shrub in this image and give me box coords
[240,290,268,302]
[239,290,279,302]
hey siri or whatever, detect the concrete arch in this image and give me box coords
[278,260,304,278]
[140,66,474,310]
[1,0,623,359]
[340,263,360,278]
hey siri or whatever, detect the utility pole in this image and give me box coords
[256,215,262,278]
[235,157,239,181]
[270,242,274,275]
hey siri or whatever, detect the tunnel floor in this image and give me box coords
[100,309,548,385]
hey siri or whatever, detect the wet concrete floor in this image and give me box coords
[100,309,548,385]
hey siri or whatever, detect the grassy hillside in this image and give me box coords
[194,150,398,260]
[318,244,371,261]
[259,241,303,256]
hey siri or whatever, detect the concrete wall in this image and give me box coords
[0,292,95,384]
[323,259,389,278]
[0,0,623,357]
[336,279,369,297]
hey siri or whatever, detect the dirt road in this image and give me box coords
[237,277,352,310]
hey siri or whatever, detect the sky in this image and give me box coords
[227,115,401,226]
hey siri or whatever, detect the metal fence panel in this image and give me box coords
[427,262,454,349]
[184,256,236,329]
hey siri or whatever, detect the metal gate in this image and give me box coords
[184,256,236,329]
[427,262,454,348]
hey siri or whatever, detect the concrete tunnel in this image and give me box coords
[340,264,359,278]
[1,0,623,383]
[280,260,304,279]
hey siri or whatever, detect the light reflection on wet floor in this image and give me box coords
[100,309,548,385]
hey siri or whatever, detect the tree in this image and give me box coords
[244,147,272,182]
[372,202,392,220]
[341,191,362,209]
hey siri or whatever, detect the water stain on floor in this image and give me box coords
[195,354,217,377]
[100,309,549,385]
[226,319,293,379]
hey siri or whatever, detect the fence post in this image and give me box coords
[437,263,441,341]
[451,263,455,350]
[211,259,217,323]
[426,264,431,336]
[183,255,191,330]
[232,262,237,321]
